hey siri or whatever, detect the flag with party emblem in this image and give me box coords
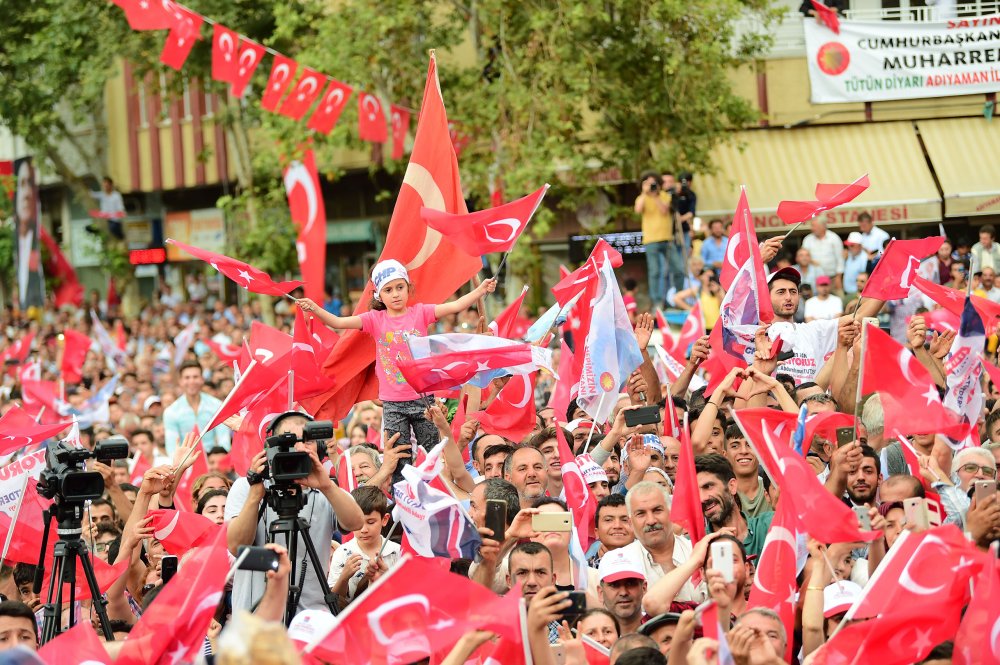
[943,296,985,449]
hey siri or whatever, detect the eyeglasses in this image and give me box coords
[960,464,997,478]
[94,541,115,553]
[801,394,834,404]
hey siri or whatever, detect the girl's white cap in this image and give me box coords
[371,259,409,301]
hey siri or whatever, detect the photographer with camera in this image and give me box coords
[225,411,364,618]
[635,170,679,310]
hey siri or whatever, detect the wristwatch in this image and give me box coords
[247,470,264,486]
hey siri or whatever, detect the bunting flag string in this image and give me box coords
[111,0,418,157]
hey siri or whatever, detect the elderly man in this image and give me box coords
[504,445,549,509]
[617,481,701,601]
[931,447,997,528]
[802,219,845,290]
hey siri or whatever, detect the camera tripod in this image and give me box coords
[262,485,339,625]
[33,502,114,644]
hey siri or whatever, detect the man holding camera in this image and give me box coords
[635,171,678,309]
[225,412,364,616]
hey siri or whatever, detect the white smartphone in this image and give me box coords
[711,540,734,583]
[853,506,871,530]
[903,497,929,530]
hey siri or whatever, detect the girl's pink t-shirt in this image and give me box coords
[359,303,437,402]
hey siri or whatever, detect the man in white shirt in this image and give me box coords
[801,219,845,290]
[979,267,1000,304]
[804,275,844,321]
[89,177,126,239]
[857,212,890,258]
[766,266,885,385]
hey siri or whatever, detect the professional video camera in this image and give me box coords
[263,418,333,484]
[37,436,129,503]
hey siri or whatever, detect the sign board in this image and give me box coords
[569,231,645,264]
[804,15,1000,103]
[165,208,225,261]
[68,218,103,267]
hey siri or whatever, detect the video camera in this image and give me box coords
[263,416,333,483]
[37,436,129,504]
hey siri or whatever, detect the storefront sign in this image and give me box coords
[804,15,1000,103]
[164,208,225,261]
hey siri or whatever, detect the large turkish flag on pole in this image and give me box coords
[284,149,327,303]
[315,53,483,421]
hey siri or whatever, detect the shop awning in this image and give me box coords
[697,121,942,233]
[326,219,378,245]
[917,118,1000,218]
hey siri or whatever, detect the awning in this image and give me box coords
[697,121,942,233]
[326,219,378,245]
[917,118,1000,218]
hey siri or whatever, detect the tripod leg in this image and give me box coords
[66,548,76,629]
[284,527,300,626]
[298,521,340,616]
[41,553,63,645]
[77,546,114,641]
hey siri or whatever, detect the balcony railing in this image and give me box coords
[738,1,1000,57]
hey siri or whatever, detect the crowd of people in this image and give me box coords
[0,185,998,664]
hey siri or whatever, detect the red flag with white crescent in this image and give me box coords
[159,5,202,70]
[357,92,388,142]
[307,79,354,134]
[283,149,327,303]
[260,55,298,112]
[278,68,328,121]
[210,24,238,83]
[204,339,243,364]
[421,185,548,257]
[112,0,178,30]
[390,104,411,160]
[746,498,799,663]
[315,54,484,421]
[230,38,266,98]
[473,373,537,442]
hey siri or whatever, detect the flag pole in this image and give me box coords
[853,320,870,441]
[783,221,805,239]
[0,475,31,564]
[378,520,401,557]
[583,394,606,453]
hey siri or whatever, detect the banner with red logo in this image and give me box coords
[804,15,1000,103]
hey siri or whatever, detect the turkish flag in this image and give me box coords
[0,331,33,367]
[260,55,298,112]
[246,321,294,370]
[130,451,152,486]
[400,345,534,394]
[810,0,842,34]
[556,423,596,549]
[159,5,202,70]
[210,24,239,83]
[167,238,303,296]
[315,55,484,421]
[116,529,230,665]
[112,0,178,30]
[173,441,209,512]
[670,300,705,364]
[37,620,111,664]
[292,307,338,401]
[953,555,1000,665]
[776,174,868,225]
[913,275,1000,330]
[670,420,705,543]
[861,324,972,439]
[307,79,353,134]
[336,447,357,492]
[731,408,881,544]
[474,373,537,442]
[357,91,388,142]
[278,69,327,120]
[21,378,62,414]
[422,184,548,257]
[746,498,799,663]
[306,555,522,663]
[0,405,71,456]
[703,324,746,395]
[204,338,243,364]
[203,360,285,436]
[59,329,91,385]
[283,149,327,303]
[489,286,529,338]
[862,237,945,301]
[390,104,411,160]
[39,228,83,308]
[148,509,221,554]
[720,187,773,322]
[910,307,961,334]
[230,38,266,98]
[228,379,289,476]
[549,340,575,421]
[0,479,50,564]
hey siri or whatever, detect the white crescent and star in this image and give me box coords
[510,376,532,409]
[752,526,796,595]
[272,63,291,90]
[899,536,949,596]
[483,218,521,244]
[324,88,345,113]
[401,163,445,272]
[237,48,258,76]
[283,161,320,236]
[218,32,234,61]
[295,76,319,101]
[363,94,381,120]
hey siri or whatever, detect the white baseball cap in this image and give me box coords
[371,259,410,301]
[598,548,646,584]
[577,453,608,485]
[621,434,665,463]
[844,232,864,246]
[143,396,161,412]
[823,581,862,618]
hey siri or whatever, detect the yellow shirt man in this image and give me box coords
[636,191,674,244]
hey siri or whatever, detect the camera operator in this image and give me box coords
[672,172,697,256]
[635,170,677,310]
[225,412,364,616]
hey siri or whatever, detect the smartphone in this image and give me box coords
[160,555,178,584]
[558,591,587,622]
[485,499,507,542]
[836,427,855,448]
[624,405,662,427]
[710,540,734,583]
[532,512,573,532]
[853,505,872,530]
[236,545,280,573]
[903,497,929,530]
[975,480,997,504]
[862,316,880,329]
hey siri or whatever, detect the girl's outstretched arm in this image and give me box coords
[434,278,497,319]
[298,298,363,330]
